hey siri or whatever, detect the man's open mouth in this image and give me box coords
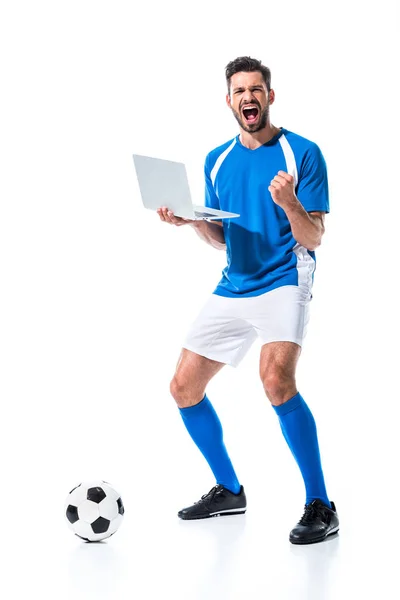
[242,105,259,123]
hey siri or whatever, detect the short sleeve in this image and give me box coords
[204,155,220,210]
[296,144,330,213]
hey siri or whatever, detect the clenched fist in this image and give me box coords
[268,171,296,209]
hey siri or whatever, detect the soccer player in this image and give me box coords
[157,56,339,544]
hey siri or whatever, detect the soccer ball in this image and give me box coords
[65,480,125,542]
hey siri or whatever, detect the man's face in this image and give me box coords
[226,71,273,133]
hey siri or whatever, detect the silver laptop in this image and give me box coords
[132,154,240,220]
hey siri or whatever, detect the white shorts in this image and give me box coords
[183,285,311,367]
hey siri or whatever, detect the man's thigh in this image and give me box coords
[259,341,302,380]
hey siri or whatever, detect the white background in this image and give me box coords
[0,1,399,598]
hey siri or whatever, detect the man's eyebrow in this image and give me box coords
[232,85,264,92]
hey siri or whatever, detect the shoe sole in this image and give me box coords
[178,508,247,520]
[290,526,340,545]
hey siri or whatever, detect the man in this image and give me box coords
[157,56,339,545]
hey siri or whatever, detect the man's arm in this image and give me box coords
[157,207,226,250]
[268,170,326,251]
[190,220,226,250]
[283,206,325,251]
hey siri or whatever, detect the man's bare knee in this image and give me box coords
[170,376,204,409]
[262,370,296,406]
[259,342,300,406]
[170,349,225,409]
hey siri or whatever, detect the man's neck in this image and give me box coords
[239,124,281,150]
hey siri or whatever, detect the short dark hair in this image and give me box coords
[225,56,271,93]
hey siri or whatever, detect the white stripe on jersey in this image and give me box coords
[210,138,237,188]
[278,134,298,187]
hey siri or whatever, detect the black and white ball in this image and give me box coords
[65,480,125,542]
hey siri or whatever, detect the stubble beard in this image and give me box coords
[231,104,269,133]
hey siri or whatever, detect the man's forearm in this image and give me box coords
[284,201,325,251]
[190,220,226,250]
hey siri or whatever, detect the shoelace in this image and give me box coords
[299,502,325,525]
[195,485,223,504]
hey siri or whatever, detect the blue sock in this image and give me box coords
[179,395,241,494]
[273,392,330,507]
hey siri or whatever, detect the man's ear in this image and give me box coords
[226,93,231,108]
[268,89,275,105]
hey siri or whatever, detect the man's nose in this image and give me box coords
[242,90,255,102]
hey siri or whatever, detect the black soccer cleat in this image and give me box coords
[290,498,339,545]
[178,484,247,520]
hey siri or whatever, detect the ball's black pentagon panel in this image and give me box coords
[91,517,110,534]
[87,486,106,503]
[66,505,79,524]
[69,483,82,494]
[117,497,125,515]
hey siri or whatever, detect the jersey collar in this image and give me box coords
[235,127,287,151]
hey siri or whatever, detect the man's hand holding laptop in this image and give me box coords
[157,206,226,250]
[157,207,195,226]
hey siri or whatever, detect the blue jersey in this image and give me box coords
[205,127,330,298]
